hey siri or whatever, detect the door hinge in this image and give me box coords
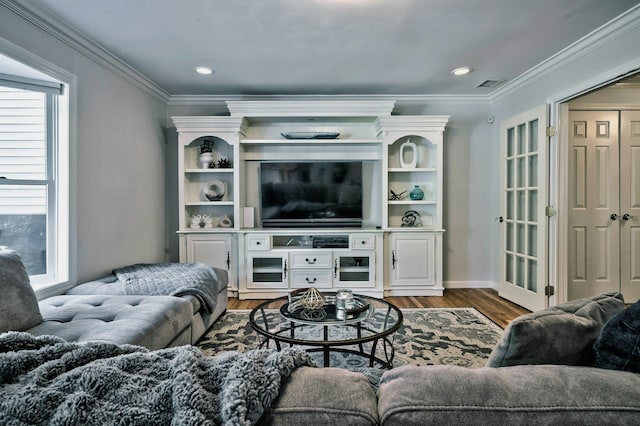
[545,285,555,296]
[546,126,557,137]
[545,206,557,217]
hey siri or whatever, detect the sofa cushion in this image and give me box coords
[378,364,640,425]
[259,366,378,425]
[593,299,640,372]
[486,292,624,367]
[0,247,43,333]
[28,294,193,350]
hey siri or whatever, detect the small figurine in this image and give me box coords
[217,158,231,168]
[389,189,407,201]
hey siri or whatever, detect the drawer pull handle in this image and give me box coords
[361,240,366,245]
[305,258,317,264]
[256,241,261,245]
[305,277,317,283]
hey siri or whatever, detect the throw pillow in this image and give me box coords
[486,292,625,367]
[0,247,43,332]
[593,300,640,372]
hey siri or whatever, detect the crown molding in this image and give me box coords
[1,0,170,102]
[171,116,244,133]
[490,4,640,102]
[377,115,450,133]
[168,94,491,109]
[226,100,396,117]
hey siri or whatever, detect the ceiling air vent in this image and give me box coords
[476,79,505,88]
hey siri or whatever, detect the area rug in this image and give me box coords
[197,308,503,369]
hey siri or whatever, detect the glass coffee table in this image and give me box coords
[249,291,403,368]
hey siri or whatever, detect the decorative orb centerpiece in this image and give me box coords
[299,287,325,310]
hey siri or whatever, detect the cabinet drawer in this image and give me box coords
[247,235,270,250]
[290,270,332,288]
[351,234,375,250]
[290,252,332,268]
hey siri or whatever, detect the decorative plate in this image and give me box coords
[202,180,225,201]
[281,132,340,140]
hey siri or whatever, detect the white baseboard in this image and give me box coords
[444,281,498,289]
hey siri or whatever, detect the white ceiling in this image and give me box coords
[16,0,640,96]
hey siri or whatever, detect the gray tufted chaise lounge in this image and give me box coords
[1,247,227,350]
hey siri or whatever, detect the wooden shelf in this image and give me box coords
[186,201,234,206]
[240,138,381,145]
[185,168,234,173]
[388,167,436,172]
[388,200,436,205]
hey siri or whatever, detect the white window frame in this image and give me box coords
[0,40,76,297]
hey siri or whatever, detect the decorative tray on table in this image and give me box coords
[280,287,373,325]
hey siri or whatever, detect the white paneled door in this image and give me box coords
[567,111,620,299]
[499,105,548,312]
[620,111,640,301]
[568,110,640,302]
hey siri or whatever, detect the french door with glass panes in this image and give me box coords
[499,105,548,311]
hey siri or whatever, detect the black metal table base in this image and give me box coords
[257,324,397,369]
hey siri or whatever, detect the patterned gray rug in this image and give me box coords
[197,308,503,369]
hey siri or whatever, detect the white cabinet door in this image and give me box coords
[386,232,443,296]
[186,234,235,290]
[388,233,434,287]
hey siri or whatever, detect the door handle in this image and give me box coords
[622,213,636,222]
[495,216,504,223]
[610,214,620,221]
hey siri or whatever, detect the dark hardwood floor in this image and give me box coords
[228,288,530,329]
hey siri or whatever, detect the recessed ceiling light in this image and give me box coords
[451,67,472,76]
[195,66,213,75]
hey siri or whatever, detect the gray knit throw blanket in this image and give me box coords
[114,262,220,314]
[0,332,316,425]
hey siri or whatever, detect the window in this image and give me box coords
[0,68,69,290]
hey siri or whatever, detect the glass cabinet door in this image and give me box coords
[334,252,374,288]
[247,254,288,288]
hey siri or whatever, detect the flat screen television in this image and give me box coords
[259,161,363,228]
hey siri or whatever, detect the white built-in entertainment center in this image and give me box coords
[173,101,449,299]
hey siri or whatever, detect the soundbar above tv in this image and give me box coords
[259,161,363,228]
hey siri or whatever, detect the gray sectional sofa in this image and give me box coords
[262,291,640,425]
[0,247,228,350]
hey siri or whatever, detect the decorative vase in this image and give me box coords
[199,152,214,169]
[399,139,417,169]
[218,214,233,228]
[410,185,424,200]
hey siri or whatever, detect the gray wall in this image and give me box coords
[0,6,168,284]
